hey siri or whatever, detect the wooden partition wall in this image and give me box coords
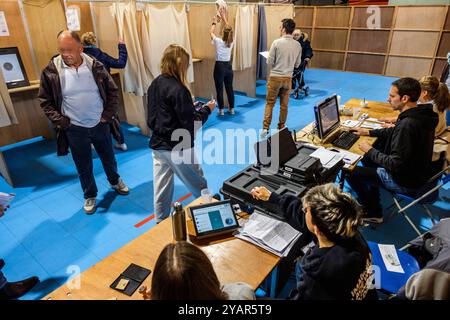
[296,5,450,78]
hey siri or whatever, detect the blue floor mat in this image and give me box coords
[0,69,448,300]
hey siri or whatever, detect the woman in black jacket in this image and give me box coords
[251,183,376,300]
[147,44,215,223]
[81,32,128,151]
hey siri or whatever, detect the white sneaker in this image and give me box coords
[111,178,129,195]
[228,108,235,115]
[260,129,269,139]
[84,198,96,214]
[218,109,224,116]
[114,143,128,151]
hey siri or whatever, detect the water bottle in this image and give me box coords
[172,202,187,241]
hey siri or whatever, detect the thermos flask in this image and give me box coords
[172,202,187,241]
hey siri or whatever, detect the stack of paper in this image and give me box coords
[235,211,302,257]
[0,192,14,209]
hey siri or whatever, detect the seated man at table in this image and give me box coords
[347,77,438,223]
[251,183,376,300]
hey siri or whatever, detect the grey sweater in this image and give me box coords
[267,35,302,78]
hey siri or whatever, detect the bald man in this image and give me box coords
[38,31,129,214]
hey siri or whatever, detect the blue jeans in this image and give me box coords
[65,122,120,199]
[346,157,416,218]
[0,271,7,290]
[295,258,304,289]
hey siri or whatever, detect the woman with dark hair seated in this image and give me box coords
[140,241,255,300]
[251,183,377,300]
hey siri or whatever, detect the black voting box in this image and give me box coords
[221,128,343,220]
[220,165,307,220]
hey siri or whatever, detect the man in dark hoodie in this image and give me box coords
[251,183,376,300]
[38,31,130,214]
[347,77,438,223]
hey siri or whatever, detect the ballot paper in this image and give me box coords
[360,121,383,130]
[259,51,269,59]
[235,211,301,257]
[310,147,344,169]
[328,148,362,168]
[0,192,14,208]
[378,244,404,273]
[341,119,360,128]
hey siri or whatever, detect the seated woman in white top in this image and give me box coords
[210,13,235,116]
[140,241,255,300]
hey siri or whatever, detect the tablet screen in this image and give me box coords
[190,201,238,236]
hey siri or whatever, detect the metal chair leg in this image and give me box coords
[423,205,437,225]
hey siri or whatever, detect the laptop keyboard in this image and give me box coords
[331,131,359,150]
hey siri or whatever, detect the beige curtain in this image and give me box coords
[114,1,149,96]
[0,70,18,127]
[142,3,193,83]
[265,5,294,50]
[232,5,255,71]
[91,1,147,134]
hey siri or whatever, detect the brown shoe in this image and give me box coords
[0,276,39,300]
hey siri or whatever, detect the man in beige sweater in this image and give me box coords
[262,18,302,137]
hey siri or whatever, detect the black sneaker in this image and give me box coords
[0,276,39,300]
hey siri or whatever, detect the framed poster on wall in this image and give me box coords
[0,47,29,89]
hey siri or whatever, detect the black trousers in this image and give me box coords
[65,122,120,199]
[213,61,234,110]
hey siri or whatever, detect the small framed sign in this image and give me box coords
[0,47,29,89]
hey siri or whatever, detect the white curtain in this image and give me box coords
[114,1,149,96]
[0,70,17,127]
[232,5,255,71]
[141,3,194,83]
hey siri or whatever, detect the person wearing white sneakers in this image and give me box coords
[39,31,130,214]
[147,45,215,223]
[210,10,235,117]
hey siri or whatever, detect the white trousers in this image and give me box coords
[152,148,207,222]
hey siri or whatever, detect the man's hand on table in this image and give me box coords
[359,140,373,153]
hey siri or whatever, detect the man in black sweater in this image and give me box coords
[347,77,438,223]
[251,183,376,300]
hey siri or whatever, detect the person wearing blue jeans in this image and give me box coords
[39,31,130,214]
[347,78,438,223]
